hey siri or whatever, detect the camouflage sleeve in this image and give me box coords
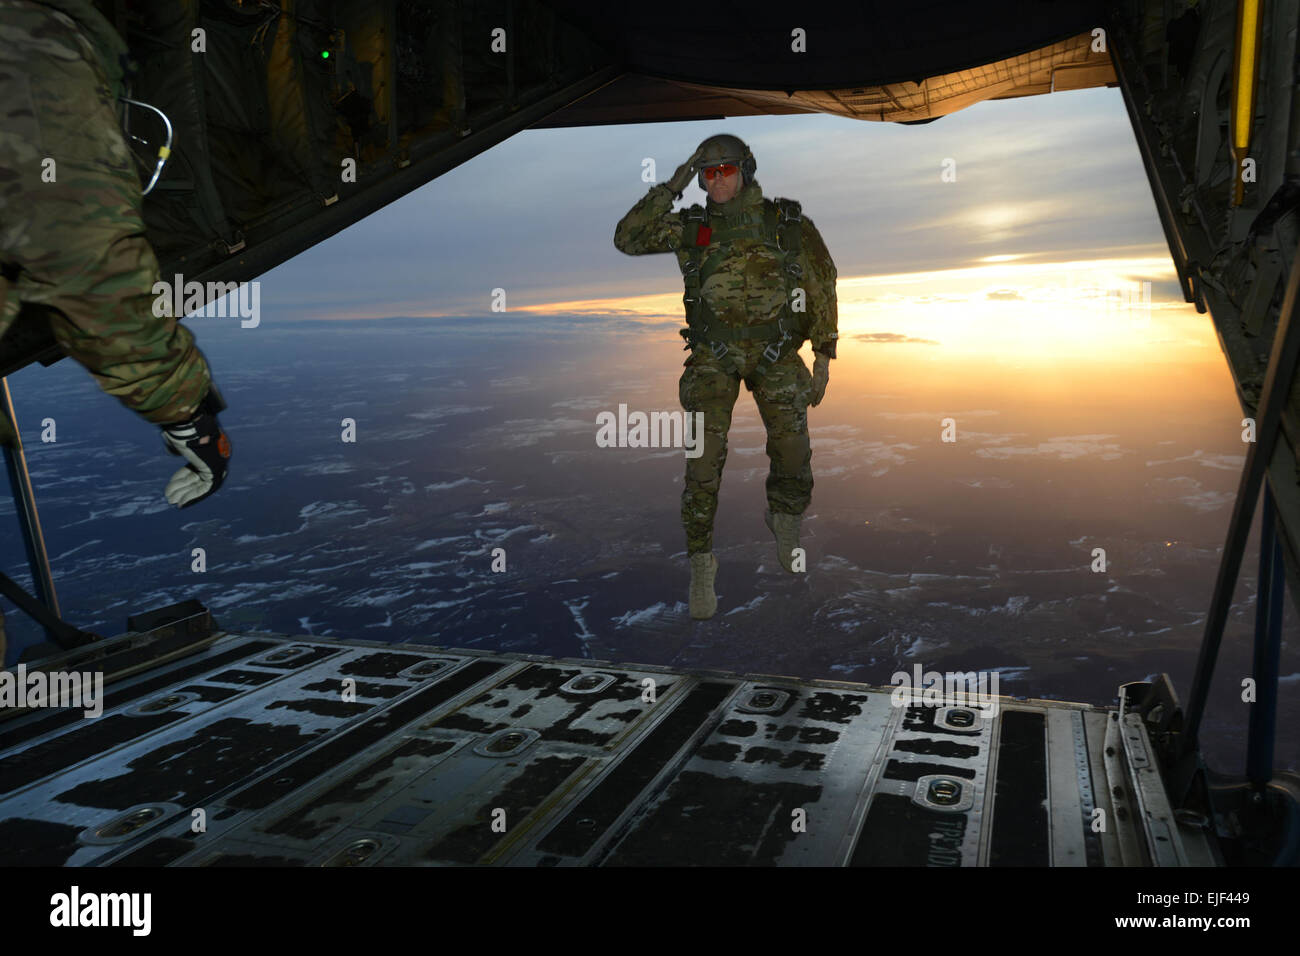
[46,289,214,428]
[801,215,839,359]
[1,1,212,429]
[613,183,683,255]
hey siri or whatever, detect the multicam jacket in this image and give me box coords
[614,179,839,358]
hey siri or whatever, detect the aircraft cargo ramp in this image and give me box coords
[0,607,1237,867]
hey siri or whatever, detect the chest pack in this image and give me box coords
[678,197,804,364]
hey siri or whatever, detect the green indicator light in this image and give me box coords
[321,50,330,59]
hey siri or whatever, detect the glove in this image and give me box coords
[808,352,830,407]
[665,146,705,196]
[161,402,231,508]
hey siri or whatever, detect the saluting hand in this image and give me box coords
[666,146,706,194]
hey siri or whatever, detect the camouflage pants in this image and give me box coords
[678,341,813,554]
[0,0,210,449]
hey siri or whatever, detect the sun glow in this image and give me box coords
[514,257,1204,364]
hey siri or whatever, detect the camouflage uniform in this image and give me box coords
[0,0,213,443]
[614,179,838,554]
[1,0,215,662]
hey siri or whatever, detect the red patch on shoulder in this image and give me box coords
[695,226,712,246]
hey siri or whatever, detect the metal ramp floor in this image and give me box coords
[0,619,1216,866]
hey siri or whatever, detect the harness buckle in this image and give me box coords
[763,328,792,365]
[711,340,729,359]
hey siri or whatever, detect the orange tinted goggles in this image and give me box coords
[701,163,739,180]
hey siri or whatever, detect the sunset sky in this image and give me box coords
[251,81,1210,372]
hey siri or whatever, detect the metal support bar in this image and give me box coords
[1107,10,1196,305]
[0,572,96,648]
[1180,241,1300,757]
[1,377,64,648]
[1246,482,1285,786]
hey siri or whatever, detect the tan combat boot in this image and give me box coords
[689,552,719,619]
[765,509,802,573]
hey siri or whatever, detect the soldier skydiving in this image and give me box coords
[614,134,838,619]
[0,0,233,661]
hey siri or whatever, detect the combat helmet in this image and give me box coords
[695,133,756,190]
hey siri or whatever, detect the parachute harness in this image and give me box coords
[678,196,805,370]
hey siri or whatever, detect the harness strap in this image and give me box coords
[679,197,805,367]
[703,320,784,342]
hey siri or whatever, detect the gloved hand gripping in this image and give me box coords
[160,392,231,508]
